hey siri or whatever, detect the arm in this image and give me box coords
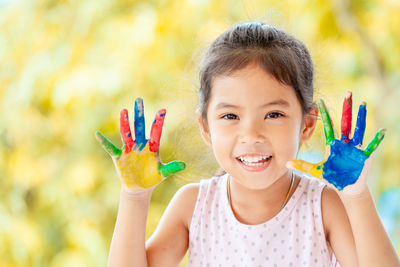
[339,188,400,267]
[95,98,186,267]
[146,183,199,266]
[108,189,154,267]
[108,182,196,267]
[322,186,359,267]
[323,183,400,267]
[288,92,399,266]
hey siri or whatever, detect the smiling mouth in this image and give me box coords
[236,155,273,166]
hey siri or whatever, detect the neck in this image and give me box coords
[228,171,296,212]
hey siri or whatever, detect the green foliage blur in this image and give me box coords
[0,0,399,265]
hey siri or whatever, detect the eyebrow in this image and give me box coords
[214,99,290,110]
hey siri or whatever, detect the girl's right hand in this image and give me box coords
[95,98,186,195]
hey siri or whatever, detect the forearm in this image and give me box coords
[108,188,153,267]
[340,188,400,267]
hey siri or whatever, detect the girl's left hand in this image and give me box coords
[286,91,386,196]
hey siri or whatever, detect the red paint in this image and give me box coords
[149,109,166,152]
[120,109,135,153]
[341,91,352,143]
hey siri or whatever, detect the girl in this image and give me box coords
[96,22,400,266]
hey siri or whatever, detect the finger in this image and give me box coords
[120,109,135,153]
[318,99,335,144]
[286,159,323,179]
[351,101,367,147]
[159,161,186,177]
[363,128,386,157]
[322,101,339,139]
[134,97,147,148]
[149,109,166,152]
[340,91,352,143]
[95,131,122,158]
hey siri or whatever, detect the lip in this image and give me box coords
[236,153,272,158]
[236,156,272,172]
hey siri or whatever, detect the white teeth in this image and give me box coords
[242,161,265,166]
[238,155,272,163]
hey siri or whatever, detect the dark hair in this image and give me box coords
[198,22,315,123]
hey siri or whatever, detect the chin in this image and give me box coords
[233,172,279,190]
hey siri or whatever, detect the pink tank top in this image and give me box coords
[187,173,338,267]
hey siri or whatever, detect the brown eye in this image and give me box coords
[265,112,283,119]
[222,114,238,120]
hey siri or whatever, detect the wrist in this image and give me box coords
[120,186,154,201]
[338,186,371,202]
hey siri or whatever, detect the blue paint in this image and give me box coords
[323,139,368,190]
[127,133,131,137]
[134,98,147,147]
[160,113,165,117]
[134,141,147,152]
[341,134,350,144]
[350,103,366,147]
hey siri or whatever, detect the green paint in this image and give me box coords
[318,99,335,145]
[159,160,186,177]
[95,131,122,158]
[316,165,322,170]
[363,128,386,157]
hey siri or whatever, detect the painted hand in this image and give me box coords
[287,91,385,191]
[95,98,186,194]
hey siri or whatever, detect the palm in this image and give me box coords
[95,98,185,193]
[114,144,161,189]
[322,139,368,190]
[289,91,385,191]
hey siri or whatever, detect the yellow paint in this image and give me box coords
[288,145,331,180]
[116,143,163,189]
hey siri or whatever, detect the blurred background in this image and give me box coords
[0,0,399,266]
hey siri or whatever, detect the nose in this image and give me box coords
[238,120,265,144]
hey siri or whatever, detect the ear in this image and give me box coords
[299,103,319,143]
[196,108,212,146]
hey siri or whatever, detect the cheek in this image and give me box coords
[209,122,232,140]
[272,126,301,160]
[209,125,233,155]
[210,131,231,151]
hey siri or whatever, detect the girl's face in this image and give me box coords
[199,63,317,189]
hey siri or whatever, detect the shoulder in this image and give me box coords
[290,176,343,237]
[321,184,358,240]
[300,175,326,193]
[321,185,342,238]
[173,182,200,230]
[320,184,358,265]
[176,176,221,229]
[146,183,200,266]
[176,182,200,202]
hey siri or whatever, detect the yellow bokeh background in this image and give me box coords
[1,0,399,265]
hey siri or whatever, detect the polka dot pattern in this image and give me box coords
[187,174,336,266]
